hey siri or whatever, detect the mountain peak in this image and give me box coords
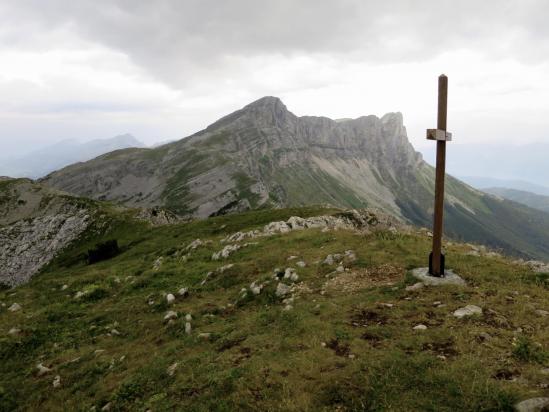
[245,96,286,110]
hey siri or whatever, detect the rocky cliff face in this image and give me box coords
[39,97,549,260]
[0,179,96,286]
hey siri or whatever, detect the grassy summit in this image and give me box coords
[0,207,548,411]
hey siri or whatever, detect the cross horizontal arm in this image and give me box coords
[426,129,452,142]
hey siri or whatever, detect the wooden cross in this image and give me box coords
[427,74,452,276]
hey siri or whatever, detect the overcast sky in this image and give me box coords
[1,0,549,160]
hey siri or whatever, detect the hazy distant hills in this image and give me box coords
[0,134,144,179]
[40,97,549,259]
[483,187,549,214]
[459,176,549,196]
[422,142,549,189]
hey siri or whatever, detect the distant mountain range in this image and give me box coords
[422,142,549,189]
[483,187,549,214]
[459,176,549,196]
[39,96,549,259]
[0,134,144,179]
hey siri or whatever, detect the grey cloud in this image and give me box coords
[3,0,549,89]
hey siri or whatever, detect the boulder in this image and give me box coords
[453,305,483,319]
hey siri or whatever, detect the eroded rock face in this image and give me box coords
[0,209,91,287]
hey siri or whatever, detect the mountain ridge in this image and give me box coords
[39,97,549,260]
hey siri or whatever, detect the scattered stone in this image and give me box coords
[477,332,492,342]
[321,342,327,347]
[53,375,61,388]
[413,324,428,331]
[287,255,298,261]
[276,282,291,297]
[348,354,356,359]
[8,303,21,312]
[344,250,357,261]
[61,284,68,290]
[377,302,394,308]
[283,304,293,311]
[185,313,192,321]
[186,239,203,251]
[336,265,345,273]
[153,257,163,271]
[405,282,424,292]
[185,322,192,335]
[284,267,299,281]
[166,294,175,305]
[323,255,335,265]
[198,333,211,340]
[296,261,307,268]
[250,282,262,295]
[514,397,549,412]
[433,301,442,306]
[101,402,112,411]
[110,329,121,336]
[36,363,51,376]
[178,287,189,297]
[411,268,466,286]
[167,362,178,376]
[540,368,549,375]
[94,349,105,355]
[8,327,20,335]
[164,311,178,321]
[535,309,548,317]
[74,291,85,299]
[453,305,483,319]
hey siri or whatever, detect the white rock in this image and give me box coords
[336,265,344,273]
[296,261,306,268]
[323,255,334,265]
[178,287,189,297]
[276,282,291,297]
[164,311,178,321]
[405,283,424,292]
[53,375,61,388]
[287,256,298,261]
[453,305,483,319]
[283,304,293,311]
[185,322,192,335]
[166,294,175,304]
[8,303,21,312]
[74,291,85,299]
[250,282,262,295]
[153,257,163,271]
[167,362,179,376]
[8,327,20,335]
[61,284,68,291]
[535,309,549,317]
[101,402,112,411]
[110,329,121,336]
[185,313,192,321]
[37,363,51,376]
[514,397,549,412]
[413,324,428,331]
[198,333,211,340]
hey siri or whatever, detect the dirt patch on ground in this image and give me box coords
[324,264,404,293]
[350,309,388,327]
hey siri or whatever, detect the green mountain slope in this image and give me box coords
[484,187,549,214]
[40,97,549,260]
[0,207,547,411]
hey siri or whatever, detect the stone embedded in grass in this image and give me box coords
[287,255,298,261]
[284,268,299,282]
[535,309,548,317]
[250,282,262,295]
[8,327,20,335]
[185,322,192,335]
[8,302,21,312]
[198,333,211,340]
[413,324,428,331]
[405,283,424,292]
[52,375,61,388]
[153,257,163,271]
[178,287,189,297]
[185,313,192,321]
[296,261,306,268]
[74,291,85,299]
[276,282,291,297]
[514,397,549,412]
[323,255,335,265]
[453,305,483,319]
[36,363,51,376]
[167,362,179,376]
[110,328,121,336]
[336,265,344,273]
[61,284,68,290]
[166,294,175,304]
[164,311,178,321]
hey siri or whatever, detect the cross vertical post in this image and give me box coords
[426,74,451,277]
